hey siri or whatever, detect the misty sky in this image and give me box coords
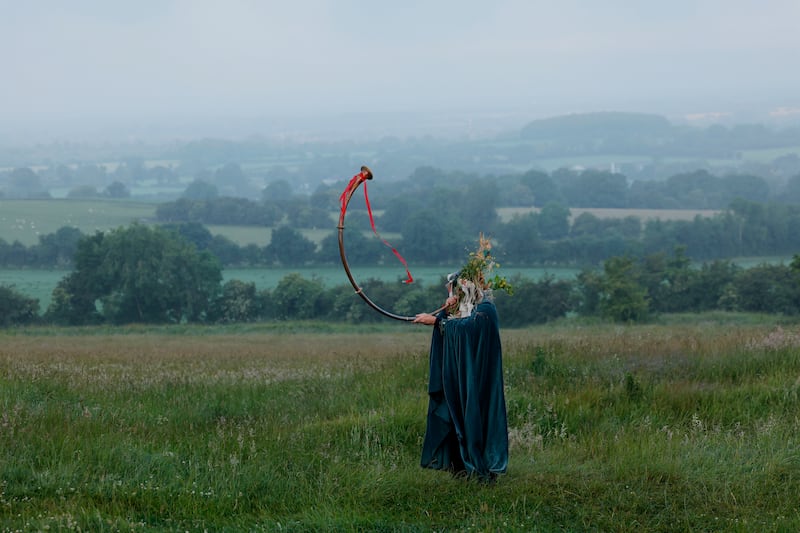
[2,0,800,140]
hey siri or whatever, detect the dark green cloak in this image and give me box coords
[421,298,508,479]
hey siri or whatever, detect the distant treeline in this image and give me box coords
[519,111,800,159]
[2,227,800,328]
[3,196,800,269]
[159,165,800,213]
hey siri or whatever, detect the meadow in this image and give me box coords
[0,199,157,246]
[2,316,800,531]
[496,207,720,223]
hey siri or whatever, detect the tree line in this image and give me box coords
[4,196,800,269]
[160,164,800,217]
[2,223,800,327]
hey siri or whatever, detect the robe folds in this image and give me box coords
[421,298,509,479]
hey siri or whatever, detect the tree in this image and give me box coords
[45,232,110,325]
[46,224,222,324]
[628,179,674,208]
[497,275,574,326]
[570,212,602,238]
[732,264,800,314]
[33,226,84,267]
[317,229,384,266]
[183,179,219,200]
[665,170,721,208]
[310,183,341,210]
[639,246,696,313]
[378,196,418,232]
[792,254,800,275]
[721,174,769,204]
[692,259,740,311]
[288,206,334,229]
[538,202,571,240]
[267,226,317,266]
[262,179,294,203]
[212,279,265,323]
[272,273,327,319]
[571,170,629,208]
[409,166,447,188]
[497,212,544,264]
[400,209,466,264]
[520,169,564,207]
[209,234,248,266]
[461,179,500,234]
[104,181,130,198]
[161,222,214,251]
[148,165,177,186]
[155,197,282,226]
[6,167,44,198]
[597,256,649,322]
[0,285,39,326]
[214,163,251,196]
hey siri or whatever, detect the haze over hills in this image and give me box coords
[3,2,800,146]
[3,102,800,148]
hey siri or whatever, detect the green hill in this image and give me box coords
[520,111,673,140]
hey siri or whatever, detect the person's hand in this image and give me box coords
[413,313,436,325]
[445,295,458,308]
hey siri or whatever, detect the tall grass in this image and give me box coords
[2,320,800,531]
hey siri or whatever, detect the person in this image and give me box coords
[413,235,510,481]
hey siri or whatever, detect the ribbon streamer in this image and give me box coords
[337,166,418,321]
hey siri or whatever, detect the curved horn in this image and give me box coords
[337,166,419,322]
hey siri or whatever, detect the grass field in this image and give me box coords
[2,317,800,530]
[207,225,337,247]
[497,206,720,223]
[0,199,156,245]
[479,144,800,172]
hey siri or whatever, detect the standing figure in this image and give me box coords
[413,236,510,481]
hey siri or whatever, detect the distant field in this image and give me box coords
[208,225,339,247]
[738,145,800,163]
[0,269,66,310]
[475,144,800,172]
[0,199,156,245]
[0,199,354,247]
[497,206,720,223]
[0,199,724,248]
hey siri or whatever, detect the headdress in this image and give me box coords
[447,234,512,317]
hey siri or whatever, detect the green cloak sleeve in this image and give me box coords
[420,299,508,479]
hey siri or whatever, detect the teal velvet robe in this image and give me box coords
[420,298,508,479]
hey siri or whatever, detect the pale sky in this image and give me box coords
[2,0,799,141]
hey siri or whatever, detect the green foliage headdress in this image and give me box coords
[447,234,512,317]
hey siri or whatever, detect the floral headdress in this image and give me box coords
[447,234,512,317]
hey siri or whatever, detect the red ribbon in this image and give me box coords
[340,171,414,284]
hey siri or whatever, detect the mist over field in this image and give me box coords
[2,0,800,145]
